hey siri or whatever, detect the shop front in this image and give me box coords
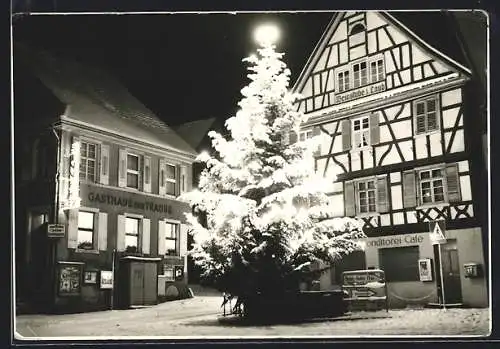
[51,184,191,312]
[360,228,487,308]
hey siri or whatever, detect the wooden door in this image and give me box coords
[130,263,144,306]
[143,262,158,305]
[441,247,462,304]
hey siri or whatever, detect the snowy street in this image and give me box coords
[15,295,490,339]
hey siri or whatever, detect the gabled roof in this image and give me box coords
[293,10,473,94]
[14,42,197,157]
[174,117,218,151]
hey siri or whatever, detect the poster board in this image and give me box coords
[58,262,83,296]
[418,258,433,281]
[100,270,113,289]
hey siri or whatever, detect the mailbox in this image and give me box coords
[463,263,482,278]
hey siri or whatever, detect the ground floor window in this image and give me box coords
[77,211,96,250]
[379,246,420,282]
[165,222,179,256]
[125,217,141,253]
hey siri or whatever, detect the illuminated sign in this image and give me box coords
[87,192,173,214]
[334,82,386,104]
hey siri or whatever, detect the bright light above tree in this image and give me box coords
[254,23,280,46]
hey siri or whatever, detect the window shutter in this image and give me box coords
[176,165,181,196]
[341,119,352,151]
[180,165,188,195]
[99,144,110,185]
[179,224,189,257]
[289,131,297,144]
[118,149,127,188]
[403,171,417,208]
[370,113,380,145]
[141,218,151,255]
[67,209,79,249]
[143,155,152,193]
[377,177,389,213]
[158,220,166,255]
[446,164,461,202]
[116,214,126,252]
[344,181,356,216]
[159,158,166,196]
[98,212,108,251]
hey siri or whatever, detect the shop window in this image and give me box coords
[352,116,370,149]
[77,211,96,250]
[419,169,445,205]
[414,96,439,135]
[165,221,179,256]
[127,153,140,189]
[125,217,141,253]
[80,141,97,182]
[379,246,420,282]
[165,164,177,196]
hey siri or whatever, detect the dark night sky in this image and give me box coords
[12,12,334,126]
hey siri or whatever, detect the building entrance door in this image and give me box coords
[28,211,50,302]
[434,240,463,305]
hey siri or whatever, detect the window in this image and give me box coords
[357,180,377,213]
[125,217,140,253]
[379,246,420,282]
[77,211,95,250]
[419,169,445,205]
[165,222,179,256]
[166,164,177,196]
[299,130,313,142]
[352,116,370,149]
[415,96,439,134]
[370,59,384,83]
[80,142,97,182]
[127,154,140,189]
[338,71,350,93]
[162,264,175,281]
[353,61,368,88]
[350,23,365,35]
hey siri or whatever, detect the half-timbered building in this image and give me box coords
[291,11,488,308]
[14,44,198,312]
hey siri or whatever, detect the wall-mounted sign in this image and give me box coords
[47,224,65,238]
[87,192,173,214]
[58,262,83,296]
[100,270,113,289]
[84,270,98,284]
[418,258,433,282]
[334,81,386,104]
[364,233,425,248]
[174,265,184,281]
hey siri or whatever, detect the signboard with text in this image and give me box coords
[342,269,387,310]
[47,224,66,238]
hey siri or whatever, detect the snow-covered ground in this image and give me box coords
[15,296,490,339]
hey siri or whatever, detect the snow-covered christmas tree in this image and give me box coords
[183,38,366,306]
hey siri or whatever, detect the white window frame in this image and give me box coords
[76,207,99,253]
[165,163,177,196]
[79,141,98,183]
[299,130,313,142]
[337,70,350,93]
[414,95,440,136]
[370,59,385,83]
[357,179,378,214]
[124,214,142,253]
[164,220,180,257]
[353,61,368,88]
[126,153,141,189]
[418,168,446,206]
[352,116,370,150]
